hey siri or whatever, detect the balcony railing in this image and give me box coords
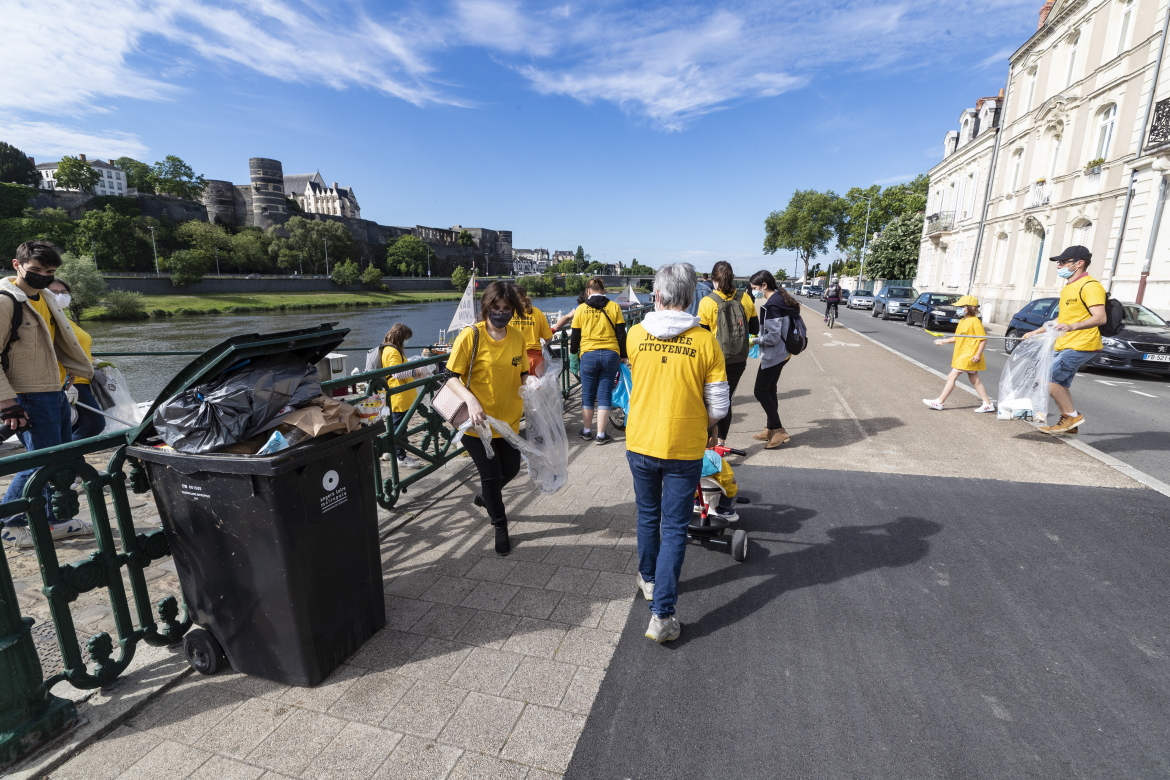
[925,212,955,235]
[1025,181,1052,209]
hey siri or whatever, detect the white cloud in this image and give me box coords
[0,117,149,159]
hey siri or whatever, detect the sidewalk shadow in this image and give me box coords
[770,416,904,449]
[677,517,941,643]
[1075,430,1170,454]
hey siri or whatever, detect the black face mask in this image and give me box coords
[487,311,513,329]
[19,267,54,290]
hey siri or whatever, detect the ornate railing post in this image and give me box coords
[0,499,77,768]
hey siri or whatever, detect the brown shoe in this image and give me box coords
[752,428,772,441]
[1039,414,1084,435]
[765,428,790,449]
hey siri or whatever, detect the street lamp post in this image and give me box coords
[90,239,97,270]
[148,226,159,277]
[324,238,329,277]
[215,248,220,276]
[427,247,432,277]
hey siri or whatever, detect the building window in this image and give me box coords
[1049,129,1063,179]
[1096,104,1117,159]
[1012,149,1025,190]
[1066,34,1080,87]
[1117,0,1134,56]
[1027,67,1039,112]
[1074,219,1093,247]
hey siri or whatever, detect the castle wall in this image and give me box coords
[203,180,238,226]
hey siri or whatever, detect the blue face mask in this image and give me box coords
[1056,267,1075,279]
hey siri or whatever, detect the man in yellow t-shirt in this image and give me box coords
[626,263,729,643]
[1022,245,1107,435]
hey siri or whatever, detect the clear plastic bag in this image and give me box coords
[997,323,1060,424]
[90,366,144,433]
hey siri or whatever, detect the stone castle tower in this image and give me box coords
[202,157,290,230]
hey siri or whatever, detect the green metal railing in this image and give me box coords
[0,302,652,766]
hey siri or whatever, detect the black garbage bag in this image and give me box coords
[154,355,323,453]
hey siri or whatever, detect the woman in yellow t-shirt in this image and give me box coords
[443,281,530,556]
[570,277,626,445]
[47,279,104,439]
[381,323,428,469]
[512,286,554,377]
[697,261,759,445]
[923,295,995,413]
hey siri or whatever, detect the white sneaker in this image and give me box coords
[636,574,654,601]
[922,399,944,411]
[51,518,93,540]
[397,454,424,469]
[645,614,681,643]
[2,525,34,549]
[974,403,996,414]
[712,506,739,523]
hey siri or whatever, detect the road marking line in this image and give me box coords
[809,350,826,373]
[1095,379,1134,386]
[830,386,869,440]
[1130,390,1158,397]
[843,323,1170,499]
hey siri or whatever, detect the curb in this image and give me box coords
[844,325,1170,499]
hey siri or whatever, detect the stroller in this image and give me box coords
[690,445,749,562]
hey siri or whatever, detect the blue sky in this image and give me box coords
[3,0,1042,274]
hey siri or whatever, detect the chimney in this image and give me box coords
[332,182,339,190]
[1038,0,1055,29]
[999,88,1005,98]
[27,157,34,166]
[79,153,87,162]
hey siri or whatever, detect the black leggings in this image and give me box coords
[824,301,839,317]
[716,360,748,440]
[462,435,521,525]
[753,359,788,430]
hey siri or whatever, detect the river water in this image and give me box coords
[83,295,585,400]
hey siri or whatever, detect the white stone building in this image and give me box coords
[927,0,1170,321]
[284,172,361,219]
[513,248,551,275]
[35,155,130,197]
[918,92,1005,294]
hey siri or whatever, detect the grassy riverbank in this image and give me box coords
[83,290,463,320]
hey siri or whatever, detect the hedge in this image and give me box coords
[0,217,78,259]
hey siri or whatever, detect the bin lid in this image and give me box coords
[129,322,349,444]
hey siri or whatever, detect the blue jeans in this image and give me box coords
[627,451,704,618]
[72,384,106,440]
[579,349,620,411]
[1051,349,1099,388]
[391,411,407,458]
[3,391,72,527]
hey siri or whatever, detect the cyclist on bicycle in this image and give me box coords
[823,279,843,323]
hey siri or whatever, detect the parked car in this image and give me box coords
[905,293,962,330]
[847,289,876,309]
[806,285,824,299]
[870,286,918,320]
[1003,299,1170,373]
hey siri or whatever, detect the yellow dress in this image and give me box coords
[951,317,987,371]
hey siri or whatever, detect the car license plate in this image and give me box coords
[1143,353,1170,362]
[948,318,960,323]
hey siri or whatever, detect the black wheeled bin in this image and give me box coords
[125,324,386,687]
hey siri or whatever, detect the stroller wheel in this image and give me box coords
[731,529,748,562]
[609,406,626,430]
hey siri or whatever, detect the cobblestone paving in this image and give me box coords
[45,422,639,779]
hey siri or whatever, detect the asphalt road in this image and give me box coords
[568,466,1170,780]
[831,304,1170,487]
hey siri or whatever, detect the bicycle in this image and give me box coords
[825,302,839,329]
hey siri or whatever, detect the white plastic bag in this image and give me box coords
[997,323,1060,425]
[515,348,569,493]
[92,366,145,432]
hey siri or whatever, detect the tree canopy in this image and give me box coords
[150,155,206,200]
[270,216,354,274]
[763,189,845,282]
[55,252,106,322]
[0,142,38,186]
[627,259,654,275]
[387,234,430,276]
[111,157,154,192]
[55,156,102,192]
[864,212,924,281]
[457,230,475,247]
[839,174,929,259]
[451,265,471,290]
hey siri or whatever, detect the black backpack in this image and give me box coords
[784,310,808,356]
[0,291,23,373]
[1079,281,1125,338]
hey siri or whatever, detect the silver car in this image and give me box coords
[847,289,875,309]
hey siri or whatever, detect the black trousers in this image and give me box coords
[716,360,748,440]
[753,359,788,430]
[462,435,521,525]
[824,301,840,317]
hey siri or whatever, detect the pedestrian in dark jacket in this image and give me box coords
[749,270,799,449]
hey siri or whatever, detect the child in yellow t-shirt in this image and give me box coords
[923,296,995,413]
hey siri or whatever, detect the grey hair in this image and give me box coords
[654,262,697,310]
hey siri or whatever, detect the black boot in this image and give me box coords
[473,494,485,509]
[494,522,511,556]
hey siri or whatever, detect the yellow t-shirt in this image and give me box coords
[381,345,417,413]
[571,299,625,354]
[951,317,986,371]
[1055,274,1106,352]
[446,322,529,438]
[59,320,93,385]
[511,306,553,352]
[625,323,727,461]
[27,294,55,343]
[697,289,756,336]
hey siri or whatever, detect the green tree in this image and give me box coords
[451,265,471,290]
[55,155,102,192]
[360,263,384,287]
[574,246,585,269]
[457,230,475,248]
[229,227,273,272]
[21,206,70,222]
[111,157,154,193]
[865,212,924,281]
[774,268,789,281]
[840,174,929,260]
[564,275,587,295]
[763,189,846,283]
[387,235,429,276]
[162,249,209,286]
[0,182,35,218]
[269,216,354,274]
[176,220,232,270]
[150,155,206,201]
[628,259,653,275]
[103,290,147,319]
[56,252,106,322]
[0,142,39,186]
[584,261,605,274]
[73,205,149,270]
[331,259,361,286]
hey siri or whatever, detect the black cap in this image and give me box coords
[1050,245,1092,262]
